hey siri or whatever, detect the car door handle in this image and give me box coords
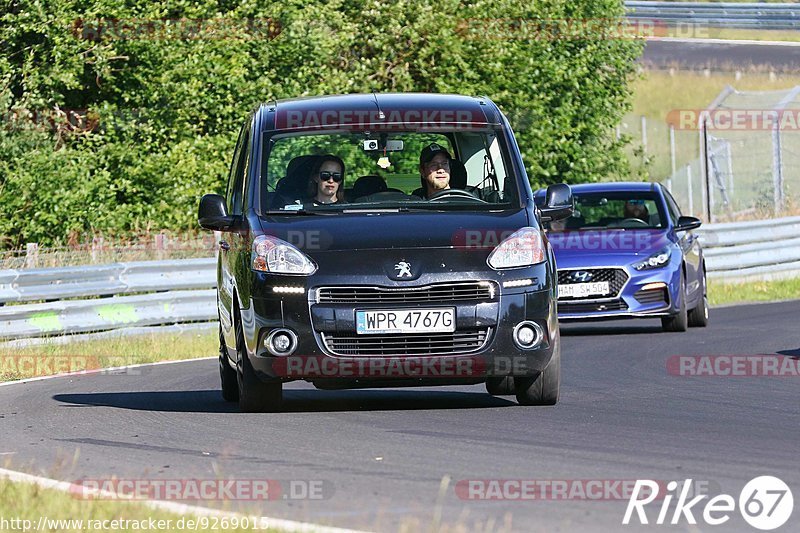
[219,240,230,251]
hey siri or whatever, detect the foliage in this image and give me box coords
[0,0,642,247]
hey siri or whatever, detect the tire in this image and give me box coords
[234,307,282,413]
[688,271,709,328]
[486,376,515,396]
[218,327,239,402]
[661,272,688,332]
[514,332,560,406]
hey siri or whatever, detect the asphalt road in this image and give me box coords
[641,40,800,71]
[1,300,799,532]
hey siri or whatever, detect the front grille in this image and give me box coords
[557,268,628,299]
[316,281,495,304]
[321,328,490,356]
[558,299,628,313]
[635,287,669,305]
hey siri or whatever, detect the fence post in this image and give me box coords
[699,121,708,222]
[668,125,676,191]
[155,233,167,261]
[640,115,647,156]
[91,236,104,263]
[25,243,39,269]
[687,164,694,217]
[772,121,784,215]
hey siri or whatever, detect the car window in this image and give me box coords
[546,192,665,230]
[227,122,250,216]
[261,130,516,212]
[663,189,683,224]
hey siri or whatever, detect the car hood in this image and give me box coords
[547,229,672,268]
[257,209,531,252]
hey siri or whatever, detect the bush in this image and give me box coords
[0,0,642,248]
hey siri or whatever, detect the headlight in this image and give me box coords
[487,228,545,270]
[633,249,671,271]
[251,235,317,275]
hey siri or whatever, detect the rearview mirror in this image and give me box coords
[539,183,574,222]
[674,215,702,232]
[198,194,237,231]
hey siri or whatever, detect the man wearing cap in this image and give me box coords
[417,143,452,198]
[623,199,649,223]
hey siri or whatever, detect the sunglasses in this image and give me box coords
[319,171,343,183]
[627,199,646,205]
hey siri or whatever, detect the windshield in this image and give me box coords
[260,130,518,213]
[544,192,665,231]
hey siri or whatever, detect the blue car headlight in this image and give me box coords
[633,249,671,271]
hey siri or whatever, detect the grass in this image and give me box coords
[0,329,218,382]
[655,28,800,43]
[0,478,277,533]
[708,277,800,307]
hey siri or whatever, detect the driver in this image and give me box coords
[418,143,451,198]
[623,199,649,223]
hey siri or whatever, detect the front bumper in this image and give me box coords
[239,269,559,385]
[557,264,681,321]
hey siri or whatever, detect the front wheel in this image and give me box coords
[219,326,239,402]
[661,272,688,332]
[486,376,515,396]
[688,271,709,328]
[515,333,560,406]
[234,310,282,413]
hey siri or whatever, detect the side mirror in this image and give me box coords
[539,183,574,222]
[674,215,702,232]
[198,194,236,231]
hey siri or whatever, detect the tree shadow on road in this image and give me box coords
[53,387,517,414]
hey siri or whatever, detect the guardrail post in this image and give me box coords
[25,243,39,269]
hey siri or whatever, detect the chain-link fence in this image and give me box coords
[664,86,800,221]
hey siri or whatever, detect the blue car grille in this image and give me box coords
[557,268,628,298]
[558,299,628,313]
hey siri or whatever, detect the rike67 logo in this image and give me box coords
[623,477,794,530]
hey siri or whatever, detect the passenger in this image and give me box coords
[418,143,451,198]
[307,155,345,205]
[623,199,649,222]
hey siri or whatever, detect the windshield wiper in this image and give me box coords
[262,209,334,216]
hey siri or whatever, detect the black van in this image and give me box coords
[199,93,572,412]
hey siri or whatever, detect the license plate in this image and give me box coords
[356,308,456,335]
[558,282,610,299]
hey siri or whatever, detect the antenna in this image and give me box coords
[372,91,385,120]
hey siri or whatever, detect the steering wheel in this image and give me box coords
[428,189,487,203]
[618,218,650,227]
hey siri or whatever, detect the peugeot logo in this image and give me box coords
[394,261,413,278]
[570,270,593,283]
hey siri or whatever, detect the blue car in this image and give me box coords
[535,182,708,332]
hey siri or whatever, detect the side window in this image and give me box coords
[664,189,682,224]
[226,122,250,215]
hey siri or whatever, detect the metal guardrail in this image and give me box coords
[697,216,800,281]
[626,1,800,31]
[0,219,797,340]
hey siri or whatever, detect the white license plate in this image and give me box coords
[356,308,455,335]
[558,282,610,299]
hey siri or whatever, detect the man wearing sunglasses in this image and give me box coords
[623,198,649,223]
[307,154,346,204]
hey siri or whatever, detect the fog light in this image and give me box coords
[513,321,544,349]
[264,329,297,356]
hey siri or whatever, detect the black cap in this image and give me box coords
[419,143,452,165]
